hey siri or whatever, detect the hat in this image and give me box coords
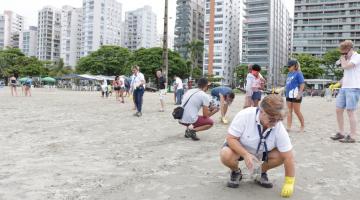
[286,60,298,67]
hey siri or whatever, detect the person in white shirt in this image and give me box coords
[131,66,146,117]
[174,75,184,105]
[331,40,360,143]
[220,95,295,198]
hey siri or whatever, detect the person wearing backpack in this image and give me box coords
[178,78,219,141]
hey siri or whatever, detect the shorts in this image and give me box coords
[180,116,214,128]
[286,97,302,103]
[222,142,266,161]
[252,91,262,101]
[159,89,166,100]
[114,86,120,91]
[336,88,360,110]
[210,96,220,107]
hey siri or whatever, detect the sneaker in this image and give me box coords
[227,169,243,188]
[184,129,190,138]
[221,117,229,124]
[187,129,200,141]
[133,112,139,116]
[330,132,345,140]
[255,173,273,188]
[339,135,356,143]
[137,112,142,117]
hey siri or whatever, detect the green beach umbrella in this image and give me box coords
[41,77,56,83]
[19,77,29,83]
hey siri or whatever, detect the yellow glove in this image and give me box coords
[281,176,295,198]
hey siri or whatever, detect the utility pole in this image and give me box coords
[162,0,169,83]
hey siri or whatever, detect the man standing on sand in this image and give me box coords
[156,70,167,112]
[331,40,360,143]
[174,75,184,105]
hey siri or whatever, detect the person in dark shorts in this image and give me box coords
[156,70,167,112]
[285,60,305,132]
[9,75,18,96]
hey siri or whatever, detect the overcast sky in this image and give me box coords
[0,0,294,35]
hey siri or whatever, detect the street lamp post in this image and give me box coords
[162,0,169,83]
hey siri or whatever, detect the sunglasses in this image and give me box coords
[341,49,351,55]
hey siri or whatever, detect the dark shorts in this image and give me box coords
[286,97,302,103]
[252,91,262,101]
[180,116,214,128]
[114,86,120,91]
[222,142,266,161]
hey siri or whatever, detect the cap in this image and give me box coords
[286,60,298,67]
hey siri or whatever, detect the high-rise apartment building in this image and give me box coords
[82,0,122,56]
[61,5,83,68]
[203,0,242,85]
[1,10,24,49]
[19,26,38,57]
[124,6,157,50]
[0,15,4,49]
[242,0,292,87]
[293,0,360,57]
[174,0,204,60]
[37,6,61,61]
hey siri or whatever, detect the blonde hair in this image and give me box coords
[339,40,354,51]
[132,65,140,71]
[260,95,286,120]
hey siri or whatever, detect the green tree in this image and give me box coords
[322,49,343,80]
[128,47,189,82]
[186,40,204,79]
[293,53,324,79]
[76,46,131,75]
[234,64,248,87]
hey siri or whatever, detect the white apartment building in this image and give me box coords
[124,6,157,51]
[203,0,242,85]
[19,26,38,57]
[1,10,24,49]
[242,0,292,87]
[82,0,122,56]
[0,15,5,49]
[61,5,83,68]
[37,6,61,61]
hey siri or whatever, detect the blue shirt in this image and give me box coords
[211,86,232,99]
[285,71,304,98]
[25,78,32,86]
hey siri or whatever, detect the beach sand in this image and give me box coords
[0,87,359,200]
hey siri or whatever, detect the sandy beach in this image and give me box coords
[0,87,359,200]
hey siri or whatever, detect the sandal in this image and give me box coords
[330,133,345,140]
[339,135,356,143]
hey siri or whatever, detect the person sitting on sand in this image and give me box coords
[220,95,295,198]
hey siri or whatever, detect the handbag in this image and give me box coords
[172,90,200,119]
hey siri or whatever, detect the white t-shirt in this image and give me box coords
[175,77,183,90]
[119,77,125,88]
[180,89,210,124]
[228,107,292,157]
[342,52,360,89]
[132,72,146,89]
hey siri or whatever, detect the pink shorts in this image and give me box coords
[180,116,214,128]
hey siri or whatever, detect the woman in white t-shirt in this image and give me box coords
[220,95,296,198]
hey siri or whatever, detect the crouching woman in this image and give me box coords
[220,94,295,198]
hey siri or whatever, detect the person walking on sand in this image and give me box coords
[330,40,360,143]
[119,75,126,103]
[179,78,219,141]
[156,70,167,112]
[113,76,121,101]
[131,66,146,117]
[285,60,305,132]
[174,75,184,105]
[210,86,235,124]
[220,95,295,198]
[101,79,108,98]
[24,77,32,97]
[9,75,18,96]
